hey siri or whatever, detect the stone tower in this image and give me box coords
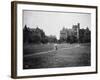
[72,23,80,41]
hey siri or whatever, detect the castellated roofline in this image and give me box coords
[60,23,80,40]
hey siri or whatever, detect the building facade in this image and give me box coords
[60,23,80,41]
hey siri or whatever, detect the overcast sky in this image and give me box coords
[23,10,91,39]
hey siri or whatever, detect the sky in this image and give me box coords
[23,10,91,39]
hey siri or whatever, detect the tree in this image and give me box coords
[47,35,57,43]
[79,29,85,43]
[23,25,50,44]
[41,36,48,44]
[84,27,91,42]
[67,35,77,43]
[79,28,91,43]
[23,25,30,43]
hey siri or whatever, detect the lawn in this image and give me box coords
[23,43,78,55]
[23,43,91,69]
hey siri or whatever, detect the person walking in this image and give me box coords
[54,43,58,50]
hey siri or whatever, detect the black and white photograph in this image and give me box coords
[11,1,97,78]
[23,10,91,69]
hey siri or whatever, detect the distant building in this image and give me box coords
[60,27,68,40]
[60,23,80,41]
[72,23,80,40]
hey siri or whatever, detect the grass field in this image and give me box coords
[23,43,91,69]
[23,43,79,54]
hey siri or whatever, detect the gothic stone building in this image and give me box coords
[60,23,80,40]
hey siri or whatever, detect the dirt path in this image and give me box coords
[24,44,80,58]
